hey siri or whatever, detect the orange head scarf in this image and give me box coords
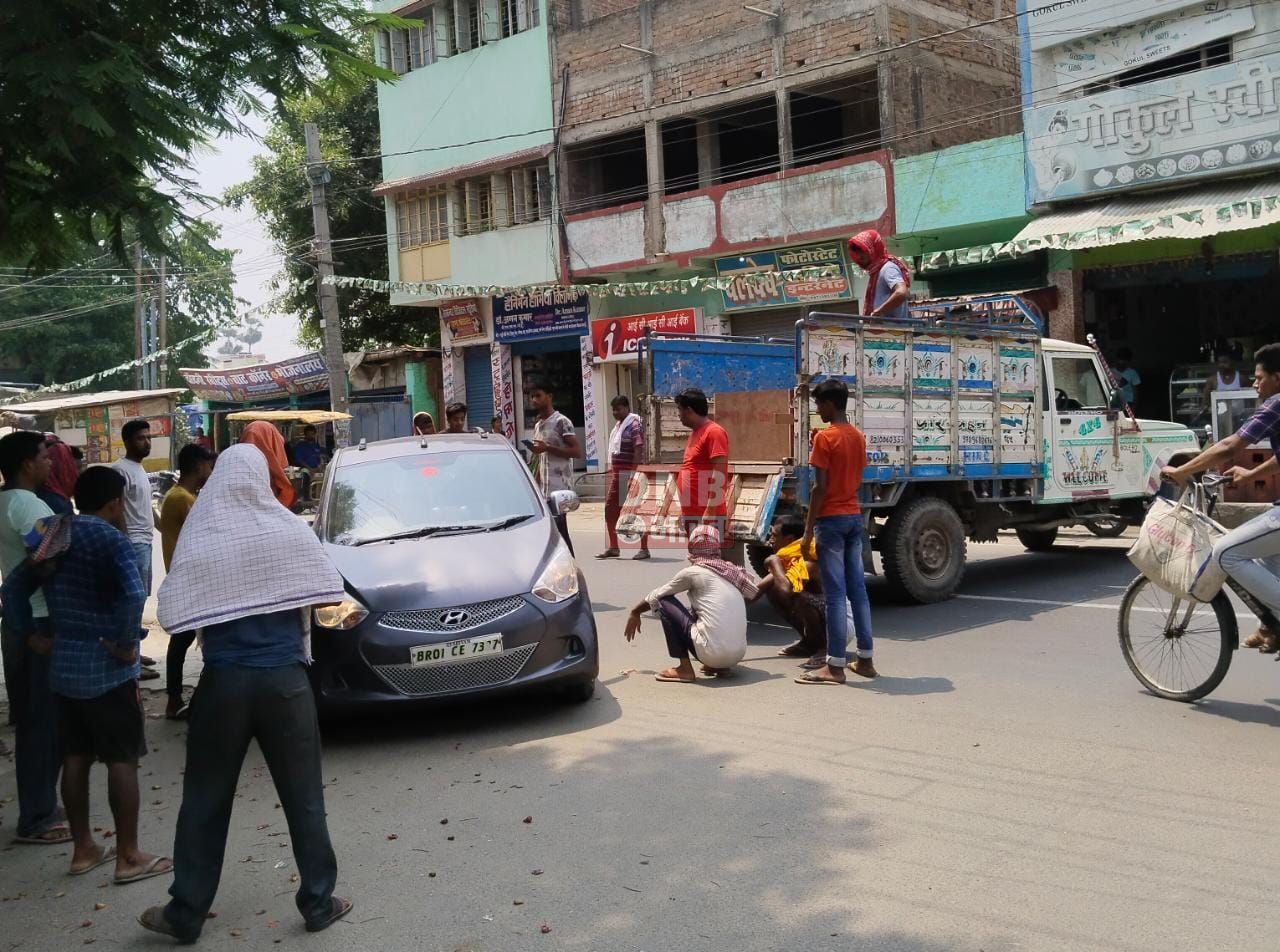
[239,421,297,509]
[848,229,911,317]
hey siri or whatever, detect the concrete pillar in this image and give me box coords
[1048,268,1085,343]
[643,119,665,258]
[775,88,793,171]
[695,117,718,188]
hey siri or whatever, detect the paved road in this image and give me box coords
[3,509,1280,951]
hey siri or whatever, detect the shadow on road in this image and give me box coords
[1189,696,1280,728]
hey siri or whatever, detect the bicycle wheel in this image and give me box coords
[1117,575,1236,702]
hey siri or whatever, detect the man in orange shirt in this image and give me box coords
[674,388,730,537]
[796,378,876,685]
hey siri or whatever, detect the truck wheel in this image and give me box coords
[1015,527,1059,551]
[747,542,772,577]
[882,497,966,604]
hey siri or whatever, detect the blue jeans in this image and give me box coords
[132,542,153,596]
[814,514,874,664]
[163,663,337,940]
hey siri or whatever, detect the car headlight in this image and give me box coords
[531,543,579,604]
[313,598,369,630]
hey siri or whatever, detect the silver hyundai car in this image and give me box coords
[307,432,599,711]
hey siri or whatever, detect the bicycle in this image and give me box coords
[1118,472,1280,702]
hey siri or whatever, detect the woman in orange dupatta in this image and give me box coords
[239,421,297,509]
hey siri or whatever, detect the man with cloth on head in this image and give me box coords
[847,229,911,321]
[137,444,352,942]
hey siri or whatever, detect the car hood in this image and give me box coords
[323,518,559,611]
[1129,418,1199,438]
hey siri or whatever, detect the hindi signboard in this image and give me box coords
[590,309,700,362]
[714,242,852,312]
[179,353,328,403]
[1025,51,1280,204]
[492,290,590,343]
[1022,0,1204,52]
[442,299,485,341]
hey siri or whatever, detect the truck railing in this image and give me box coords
[905,293,1045,335]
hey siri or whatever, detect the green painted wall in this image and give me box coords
[893,135,1030,256]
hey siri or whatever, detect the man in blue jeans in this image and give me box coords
[797,379,876,685]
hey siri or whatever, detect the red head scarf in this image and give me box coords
[848,229,911,317]
[239,421,297,510]
[43,435,79,501]
[687,525,758,599]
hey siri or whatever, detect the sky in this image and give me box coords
[188,113,308,363]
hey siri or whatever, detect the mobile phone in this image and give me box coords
[521,439,534,450]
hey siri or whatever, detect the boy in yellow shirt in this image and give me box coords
[750,517,825,662]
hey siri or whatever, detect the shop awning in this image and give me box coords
[1011,174,1280,253]
[225,409,351,424]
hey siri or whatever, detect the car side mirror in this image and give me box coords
[549,490,580,516]
[1109,390,1127,411]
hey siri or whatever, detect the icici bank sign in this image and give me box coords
[590,308,700,362]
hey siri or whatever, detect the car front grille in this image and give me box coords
[380,596,524,634]
[370,643,538,697]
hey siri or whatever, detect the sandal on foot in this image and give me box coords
[114,855,173,885]
[69,846,116,875]
[632,550,651,560]
[165,703,190,721]
[777,642,811,658]
[306,896,354,933]
[14,825,72,846]
[594,549,620,560]
[655,670,696,683]
[795,671,845,685]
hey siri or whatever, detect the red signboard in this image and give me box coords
[590,308,700,362]
[442,299,484,341]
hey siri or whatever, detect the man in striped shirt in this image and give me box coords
[598,395,650,560]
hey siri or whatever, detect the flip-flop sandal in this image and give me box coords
[69,846,117,875]
[777,644,811,658]
[795,672,845,685]
[14,825,72,846]
[632,551,651,560]
[114,855,173,885]
[165,703,190,721]
[594,550,620,559]
[138,668,160,681]
[654,674,697,683]
[306,896,354,933]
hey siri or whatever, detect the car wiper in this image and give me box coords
[483,514,535,531]
[350,525,484,546]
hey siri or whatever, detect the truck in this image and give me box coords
[617,293,1203,603]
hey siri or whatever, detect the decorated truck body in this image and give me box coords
[618,294,1202,602]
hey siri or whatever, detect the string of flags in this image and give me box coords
[323,265,843,299]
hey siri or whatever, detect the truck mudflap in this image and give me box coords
[615,464,786,547]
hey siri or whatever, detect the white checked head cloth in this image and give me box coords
[157,443,346,635]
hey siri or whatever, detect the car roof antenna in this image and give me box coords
[358,438,368,452]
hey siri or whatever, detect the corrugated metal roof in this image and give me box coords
[372,145,554,196]
[1013,174,1280,250]
[2,389,185,414]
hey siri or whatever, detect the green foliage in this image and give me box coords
[226,66,438,351]
[0,1,402,271]
[0,222,240,388]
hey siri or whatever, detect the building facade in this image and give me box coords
[1010,0,1280,426]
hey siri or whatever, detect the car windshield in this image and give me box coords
[324,449,542,546]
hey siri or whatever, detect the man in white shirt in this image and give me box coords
[113,420,161,678]
[527,379,582,555]
[623,525,758,683]
[0,430,68,844]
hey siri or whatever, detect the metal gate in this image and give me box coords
[349,397,412,444]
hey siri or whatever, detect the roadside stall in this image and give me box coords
[0,388,184,471]
[226,409,352,506]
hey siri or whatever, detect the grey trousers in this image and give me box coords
[1211,506,1280,615]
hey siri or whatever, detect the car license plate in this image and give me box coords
[409,633,504,667]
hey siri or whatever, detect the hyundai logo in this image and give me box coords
[439,609,471,628]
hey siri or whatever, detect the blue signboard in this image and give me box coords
[492,289,590,343]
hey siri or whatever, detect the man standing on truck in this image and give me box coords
[675,388,730,537]
[1162,342,1280,653]
[797,378,876,685]
[848,230,911,320]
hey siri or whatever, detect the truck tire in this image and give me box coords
[882,497,966,604]
[1015,527,1059,551]
[747,542,772,578]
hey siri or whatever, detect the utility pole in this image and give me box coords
[157,255,167,388]
[304,122,349,414]
[133,242,144,389]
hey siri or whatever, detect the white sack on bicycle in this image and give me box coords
[1128,484,1228,602]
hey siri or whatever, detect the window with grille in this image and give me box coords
[395,188,450,249]
[379,0,536,68]
[456,178,494,235]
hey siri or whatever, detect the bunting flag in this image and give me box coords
[322,265,842,299]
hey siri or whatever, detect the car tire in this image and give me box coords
[1015,527,1059,551]
[562,679,596,704]
[881,496,966,604]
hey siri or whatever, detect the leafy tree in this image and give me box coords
[226,70,437,351]
[0,221,240,389]
[0,1,402,271]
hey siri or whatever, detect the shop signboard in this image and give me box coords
[179,353,328,402]
[492,290,589,343]
[1049,2,1255,92]
[1025,50,1280,205]
[1021,0,1204,52]
[442,298,485,341]
[714,242,851,312]
[590,308,700,362]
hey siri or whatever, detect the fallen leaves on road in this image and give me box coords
[386,834,398,841]
[440,818,448,825]
[540,923,552,934]
[93,902,106,911]
[522,816,533,824]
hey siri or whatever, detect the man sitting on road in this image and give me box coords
[1163,342,1280,652]
[749,517,825,663]
[624,525,757,683]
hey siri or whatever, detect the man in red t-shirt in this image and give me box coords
[796,378,876,686]
[675,388,729,537]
